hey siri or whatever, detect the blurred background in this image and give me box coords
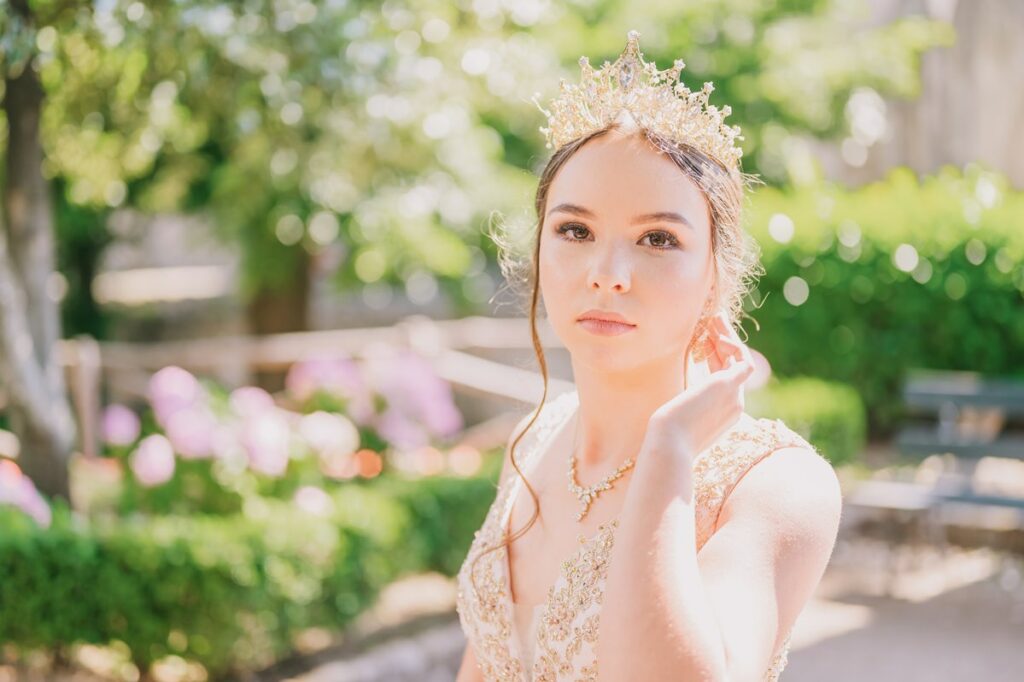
[0,0,1022,680]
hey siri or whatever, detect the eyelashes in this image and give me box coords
[554,222,681,251]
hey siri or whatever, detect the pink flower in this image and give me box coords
[0,461,20,506]
[130,434,176,487]
[285,356,374,422]
[293,485,334,516]
[240,409,291,477]
[366,348,463,440]
[149,366,204,427]
[163,405,218,459]
[101,404,141,446]
[0,460,52,528]
[16,478,53,528]
[229,386,276,418]
[375,406,429,449]
[210,422,244,461]
[298,411,359,457]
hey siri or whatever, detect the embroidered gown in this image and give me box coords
[455,389,823,681]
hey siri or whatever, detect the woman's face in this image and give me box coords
[539,129,715,374]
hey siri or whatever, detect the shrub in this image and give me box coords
[0,461,499,679]
[747,376,867,466]
[743,164,1024,435]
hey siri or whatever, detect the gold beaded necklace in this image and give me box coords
[566,412,636,522]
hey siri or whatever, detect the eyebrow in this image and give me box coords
[546,203,694,230]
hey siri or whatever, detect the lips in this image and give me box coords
[577,309,635,326]
[576,308,636,337]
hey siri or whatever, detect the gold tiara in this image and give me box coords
[531,30,744,177]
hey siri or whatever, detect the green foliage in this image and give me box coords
[117,456,248,516]
[0,461,499,679]
[376,459,502,576]
[3,0,953,331]
[747,376,867,466]
[743,164,1024,434]
[531,0,952,182]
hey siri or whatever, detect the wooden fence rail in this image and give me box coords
[52,315,574,459]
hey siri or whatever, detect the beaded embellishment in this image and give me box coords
[455,390,817,681]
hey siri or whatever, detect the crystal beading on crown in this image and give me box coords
[531,30,744,180]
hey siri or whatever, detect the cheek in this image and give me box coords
[538,241,569,311]
[644,250,710,289]
[640,256,713,328]
[538,234,581,279]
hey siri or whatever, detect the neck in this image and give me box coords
[568,351,691,473]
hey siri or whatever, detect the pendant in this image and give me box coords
[575,491,598,521]
[568,456,636,523]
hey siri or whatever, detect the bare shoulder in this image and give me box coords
[718,434,843,544]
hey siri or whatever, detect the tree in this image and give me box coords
[0,0,78,500]
[0,0,952,498]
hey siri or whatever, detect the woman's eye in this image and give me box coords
[556,223,591,241]
[640,231,680,250]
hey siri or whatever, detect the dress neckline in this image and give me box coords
[496,391,623,666]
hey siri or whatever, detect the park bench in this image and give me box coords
[843,369,1024,592]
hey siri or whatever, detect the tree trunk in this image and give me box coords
[244,248,311,392]
[0,1,77,502]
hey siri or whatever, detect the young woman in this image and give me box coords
[455,31,842,682]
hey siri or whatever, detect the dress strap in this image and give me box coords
[693,417,818,548]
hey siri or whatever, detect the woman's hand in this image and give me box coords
[638,312,756,473]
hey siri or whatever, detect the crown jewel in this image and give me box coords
[531,30,744,177]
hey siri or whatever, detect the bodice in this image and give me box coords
[455,389,819,681]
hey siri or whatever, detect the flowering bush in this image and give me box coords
[283,347,464,448]
[101,345,468,515]
[0,345,489,678]
[0,459,51,528]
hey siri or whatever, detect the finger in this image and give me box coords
[720,353,755,384]
[707,318,736,371]
[705,333,727,373]
[718,365,753,400]
[706,314,751,373]
[714,320,754,367]
[712,330,744,370]
[734,356,755,383]
[708,339,730,373]
[697,319,726,372]
[708,354,751,388]
[700,333,724,372]
[715,332,748,366]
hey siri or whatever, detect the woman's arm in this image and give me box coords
[455,641,485,682]
[598,441,841,681]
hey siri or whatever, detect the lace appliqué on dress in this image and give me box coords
[456,391,578,682]
[456,392,820,682]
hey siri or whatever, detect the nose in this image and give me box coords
[587,245,632,293]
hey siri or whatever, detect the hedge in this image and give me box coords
[0,466,499,679]
[747,376,867,466]
[743,164,1024,435]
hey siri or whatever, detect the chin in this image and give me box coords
[567,331,644,369]
[574,350,641,375]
